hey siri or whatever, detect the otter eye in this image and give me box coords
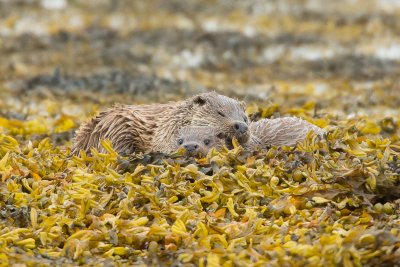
[204,139,211,146]
[218,111,225,117]
[178,138,183,145]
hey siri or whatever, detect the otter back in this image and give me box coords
[246,117,325,150]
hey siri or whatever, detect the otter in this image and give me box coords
[172,126,225,156]
[245,117,325,150]
[173,117,325,156]
[72,92,249,155]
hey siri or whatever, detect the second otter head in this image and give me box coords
[175,126,225,156]
[189,92,250,144]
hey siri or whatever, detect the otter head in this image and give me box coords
[175,126,225,156]
[189,92,249,145]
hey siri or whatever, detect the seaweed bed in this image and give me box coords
[1,0,400,266]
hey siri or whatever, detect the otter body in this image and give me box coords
[72,92,249,155]
[245,117,325,150]
[174,117,325,156]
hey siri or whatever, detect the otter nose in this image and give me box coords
[233,121,248,135]
[184,143,199,153]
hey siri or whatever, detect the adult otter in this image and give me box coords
[72,92,249,155]
[173,117,325,156]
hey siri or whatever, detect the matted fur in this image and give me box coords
[72,92,249,155]
[245,117,325,150]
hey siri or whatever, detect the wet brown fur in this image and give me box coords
[72,92,249,155]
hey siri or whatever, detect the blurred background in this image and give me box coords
[0,0,399,142]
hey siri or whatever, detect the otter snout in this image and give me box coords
[228,121,250,144]
[183,143,200,154]
[233,121,248,135]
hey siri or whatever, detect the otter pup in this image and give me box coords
[173,126,225,156]
[173,117,325,156]
[72,92,249,155]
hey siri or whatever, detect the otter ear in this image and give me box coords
[193,95,207,106]
[216,132,226,139]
